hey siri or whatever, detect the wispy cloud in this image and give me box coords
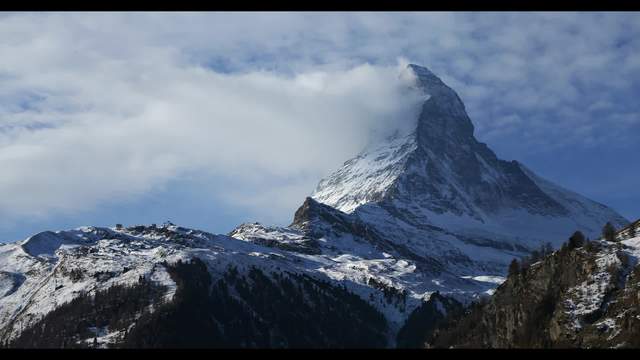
[0,12,426,223]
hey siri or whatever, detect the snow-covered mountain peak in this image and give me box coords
[312,64,626,254]
[311,133,417,214]
[407,64,453,98]
[313,65,546,216]
[311,64,483,215]
[407,64,474,142]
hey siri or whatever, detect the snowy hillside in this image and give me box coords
[1,222,490,346]
[312,133,418,214]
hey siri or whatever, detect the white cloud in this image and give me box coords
[0,12,639,226]
[0,14,423,221]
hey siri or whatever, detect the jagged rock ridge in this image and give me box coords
[428,235,640,348]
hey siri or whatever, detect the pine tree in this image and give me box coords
[603,222,617,242]
[508,259,520,277]
[530,250,541,262]
[542,242,553,257]
[629,222,637,238]
[568,231,585,249]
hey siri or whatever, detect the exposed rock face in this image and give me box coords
[428,236,640,348]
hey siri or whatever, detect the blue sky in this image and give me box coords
[0,12,639,242]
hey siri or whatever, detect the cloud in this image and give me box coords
[0,12,639,227]
[0,14,424,222]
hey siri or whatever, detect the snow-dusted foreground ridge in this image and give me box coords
[0,64,630,348]
[428,235,640,348]
[0,225,464,346]
[0,222,483,346]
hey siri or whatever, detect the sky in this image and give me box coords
[0,12,639,243]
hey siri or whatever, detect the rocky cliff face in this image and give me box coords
[428,235,640,348]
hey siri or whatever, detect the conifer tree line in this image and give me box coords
[603,222,617,242]
[507,218,637,278]
[508,241,554,277]
[3,258,388,348]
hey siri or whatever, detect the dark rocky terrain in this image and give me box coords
[426,235,640,348]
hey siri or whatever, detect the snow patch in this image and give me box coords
[461,275,506,285]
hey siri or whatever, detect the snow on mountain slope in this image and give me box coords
[2,222,481,344]
[312,133,418,214]
[519,163,627,239]
[232,197,507,306]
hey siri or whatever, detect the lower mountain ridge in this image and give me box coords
[0,222,431,348]
[425,233,640,348]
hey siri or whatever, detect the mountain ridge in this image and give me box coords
[428,233,640,348]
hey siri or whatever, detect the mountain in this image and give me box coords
[0,225,389,348]
[234,64,627,299]
[0,64,630,348]
[428,233,640,348]
[310,64,627,274]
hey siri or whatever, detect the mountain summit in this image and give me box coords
[409,64,475,142]
[312,64,626,255]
